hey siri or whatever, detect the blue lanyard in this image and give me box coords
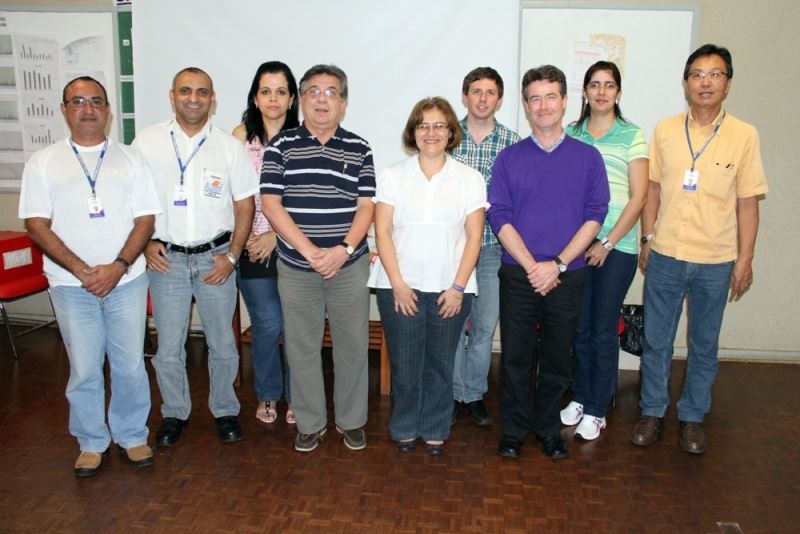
[70,138,108,198]
[170,129,207,186]
[685,111,725,171]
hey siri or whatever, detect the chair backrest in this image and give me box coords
[0,231,45,285]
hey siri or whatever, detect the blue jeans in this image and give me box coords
[238,275,290,402]
[639,251,733,422]
[572,249,637,417]
[148,243,240,420]
[453,243,500,403]
[377,289,473,442]
[50,273,150,452]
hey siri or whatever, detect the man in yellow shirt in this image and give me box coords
[632,44,768,454]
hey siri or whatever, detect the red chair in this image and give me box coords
[0,231,54,360]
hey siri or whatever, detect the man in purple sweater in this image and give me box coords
[489,65,609,460]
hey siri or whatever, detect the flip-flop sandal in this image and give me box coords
[256,401,278,424]
[285,406,296,425]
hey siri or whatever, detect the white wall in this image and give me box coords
[1,0,797,361]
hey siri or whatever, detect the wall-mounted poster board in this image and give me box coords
[518,3,699,139]
[0,9,117,191]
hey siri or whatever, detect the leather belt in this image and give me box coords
[155,232,231,255]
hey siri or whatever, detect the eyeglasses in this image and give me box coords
[303,87,340,99]
[587,81,618,91]
[415,122,448,133]
[687,70,728,82]
[65,96,107,108]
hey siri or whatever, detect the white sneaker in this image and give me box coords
[560,401,584,426]
[575,415,607,440]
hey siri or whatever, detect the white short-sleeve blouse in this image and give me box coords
[367,154,488,294]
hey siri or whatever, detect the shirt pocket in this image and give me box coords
[699,166,736,203]
[200,168,228,203]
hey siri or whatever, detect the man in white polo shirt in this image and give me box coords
[133,67,257,446]
[20,76,160,477]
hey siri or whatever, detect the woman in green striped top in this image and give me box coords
[561,61,649,441]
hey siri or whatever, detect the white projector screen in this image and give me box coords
[132,0,520,172]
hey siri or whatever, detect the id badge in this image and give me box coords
[682,169,699,191]
[87,196,105,218]
[173,184,188,206]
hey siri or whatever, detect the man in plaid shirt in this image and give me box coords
[451,67,520,427]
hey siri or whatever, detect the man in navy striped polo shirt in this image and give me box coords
[262,64,375,453]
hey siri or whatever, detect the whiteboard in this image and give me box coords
[518,4,698,140]
[132,0,520,174]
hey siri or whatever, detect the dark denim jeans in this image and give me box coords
[377,289,472,442]
[639,251,733,422]
[572,249,637,418]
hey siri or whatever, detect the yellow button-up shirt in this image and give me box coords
[649,109,768,263]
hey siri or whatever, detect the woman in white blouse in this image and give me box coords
[368,97,486,455]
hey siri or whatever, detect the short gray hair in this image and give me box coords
[299,64,348,100]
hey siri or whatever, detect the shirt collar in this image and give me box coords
[170,119,212,140]
[409,153,454,180]
[687,107,726,129]
[460,116,498,144]
[299,122,342,142]
[530,130,566,153]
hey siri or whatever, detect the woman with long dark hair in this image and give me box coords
[561,61,648,440]
[233,61,299,425]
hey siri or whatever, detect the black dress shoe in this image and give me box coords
[538,435,568,459]
[497,434,522,459]
[424,442,444,456]
[465,399,492,426]
[395,440,417,452]
[215,416,242,443]
[155,417,187,447]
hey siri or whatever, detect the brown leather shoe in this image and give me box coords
[630,416,664,447]
[74,450,106,477]
[679,421,707,454]
[121,443,154,468]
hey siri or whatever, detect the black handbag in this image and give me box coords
[619,304,644,356]
[238,248,278,279]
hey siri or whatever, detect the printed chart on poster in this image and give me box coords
[0,11,116,190]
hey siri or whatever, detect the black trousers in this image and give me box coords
[498,263,586,439]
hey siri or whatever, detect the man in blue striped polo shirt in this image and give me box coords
[262,64,375,453]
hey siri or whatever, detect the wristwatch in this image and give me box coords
[601,237,615,251]
[114,256,131,273]
[225,252,239,267]
[554,256,567,273]
[340,242,355,256]
[640,233,654,246]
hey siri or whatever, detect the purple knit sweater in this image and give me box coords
[488,135,609,270]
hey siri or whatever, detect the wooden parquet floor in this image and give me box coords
[0,326,798,533]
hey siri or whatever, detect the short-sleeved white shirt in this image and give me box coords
[132,120,259,245]
[367,155,488,294]
[18,138,161,287]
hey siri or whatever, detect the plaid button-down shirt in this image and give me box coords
[451,118,520,246]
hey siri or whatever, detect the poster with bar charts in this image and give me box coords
[0,11,116,190]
